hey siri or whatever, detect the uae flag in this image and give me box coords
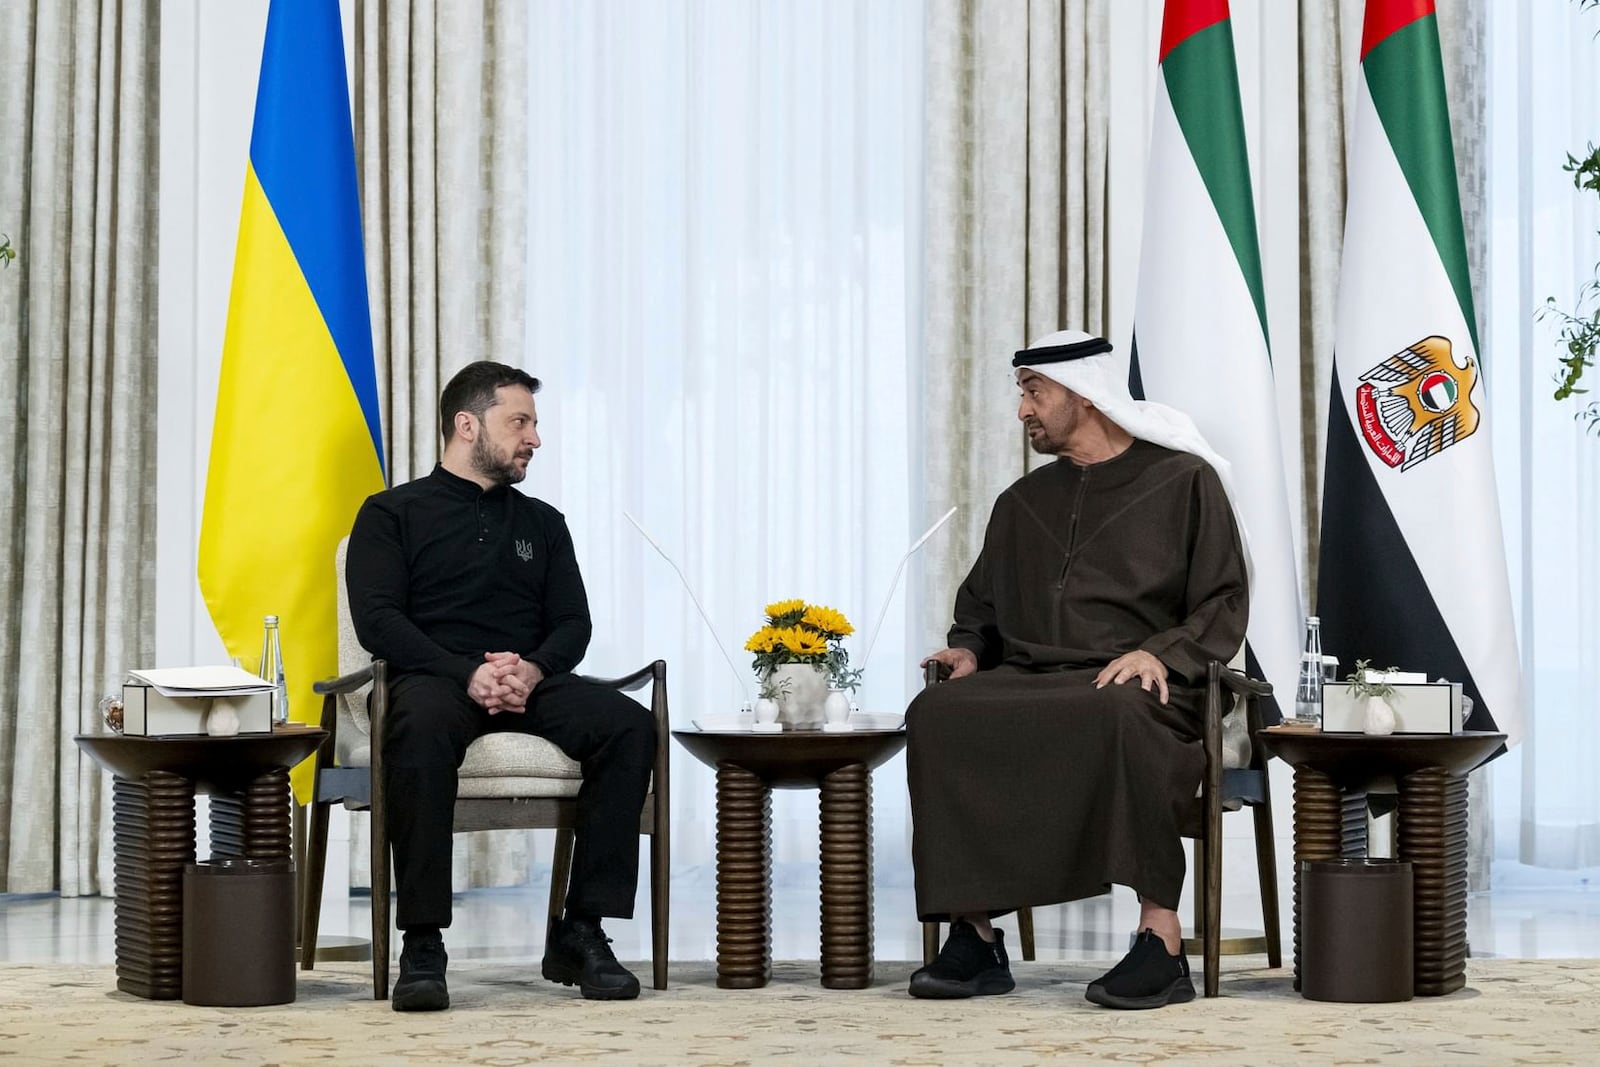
[1318,0,1522,744]
[1131,0,1301,722]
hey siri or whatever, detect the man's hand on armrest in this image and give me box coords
[920,647,979,681]
[1094,649,1169,705]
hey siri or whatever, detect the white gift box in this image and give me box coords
[121,683,273,737]
[1320,680,1464,734]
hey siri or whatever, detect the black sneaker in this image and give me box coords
[908,921,1015,999]
[542,917,641,1000]
[1084,928,1195,1009]
[392,930,449,1012]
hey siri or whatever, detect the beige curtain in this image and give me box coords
[920,0,1109,650]
[1297,0,1490,887]
[0,0,159,895]
[347,0,530,891]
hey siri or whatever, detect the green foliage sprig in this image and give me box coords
[0,234,14,268]
[1543,5,1600,430]
[1345,659,1402,702]
[756,674,791,701]
[1540,143,1600,432]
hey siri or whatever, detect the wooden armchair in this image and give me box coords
[918,660,1281,997]
[297,540,670,998]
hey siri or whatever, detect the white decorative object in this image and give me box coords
[752,696,781,732]
[822,688,853,732]
[1363,696,1397,736]
[769,664,828,728]
[204,703,241,737]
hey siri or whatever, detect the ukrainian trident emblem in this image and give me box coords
[1354,335,1481,471]
[514,538,534,562]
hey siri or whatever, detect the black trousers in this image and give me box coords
[382,671,657,930]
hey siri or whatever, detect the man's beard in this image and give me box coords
[1025,421,1059,455]
[471,435,528,485]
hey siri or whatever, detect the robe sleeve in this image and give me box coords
[947,499,1005,669]
[1137,465,1249,686]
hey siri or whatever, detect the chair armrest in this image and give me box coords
[314,666,375,696]
[578,661,662,693]
[1216,669,1272,701]
[924,661,946,688]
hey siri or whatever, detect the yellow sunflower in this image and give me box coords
[801,604,854,637]
[765,598,806,620]
[744,626,781,653]
[776,626,828,657]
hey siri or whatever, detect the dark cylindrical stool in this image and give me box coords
[1302,858,1414,1002]
[182,857,296,1006]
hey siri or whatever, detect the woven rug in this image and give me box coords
[4,958,1598,1065]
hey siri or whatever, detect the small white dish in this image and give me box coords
[691,717,754,732]
[688,712,905,732]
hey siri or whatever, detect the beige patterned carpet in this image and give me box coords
[4,958,1599,1065]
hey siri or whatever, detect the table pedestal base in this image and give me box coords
[209,766,293,859]
[1401,768,1469,996]
[112,771,196,999]
[715,763,772,989]
[1291,764,1470,996]
[109,767,297,1000]
[713,759,878,990]
[819,763,872,989]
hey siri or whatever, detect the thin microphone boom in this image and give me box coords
[857,506,957,672]
[623,510,753,702]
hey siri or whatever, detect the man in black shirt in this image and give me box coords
[347,361,655,1011]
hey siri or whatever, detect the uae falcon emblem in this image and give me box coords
[1354,335,1480,471]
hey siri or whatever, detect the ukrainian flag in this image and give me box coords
[199,0,384,799]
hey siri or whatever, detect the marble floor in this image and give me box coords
[4,860,1599,969]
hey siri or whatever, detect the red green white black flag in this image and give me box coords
[1317,0,1522,744]
[1131,0,1301,721]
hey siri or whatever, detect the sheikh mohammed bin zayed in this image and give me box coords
[906,330,1250,1010]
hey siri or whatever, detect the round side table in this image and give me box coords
[673,727,907,990]
[1257,728,1504,997]
[75,726,326,999]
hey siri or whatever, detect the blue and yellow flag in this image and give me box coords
[199,0,385,798]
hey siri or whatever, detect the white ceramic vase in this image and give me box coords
[769,663,828,728]
[753,697,780,726]
[1362,696,1397,736]
[204,703,241,737]
[823,688,852,729]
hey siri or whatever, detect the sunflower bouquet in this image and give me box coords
[744,599,863,691]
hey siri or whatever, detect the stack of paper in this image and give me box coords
[128,666,278,698]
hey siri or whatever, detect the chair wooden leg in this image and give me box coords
[299,799,332,970]
[371,809,390,1000]
[1253,798,1283,969]
[651,828,669,990]
[1191,836,1207,946]
[293,801,307,942]
[1017,907,1036,961]
[548,827,576,932]
[922,921,940,965]
[1204,813,1223,998]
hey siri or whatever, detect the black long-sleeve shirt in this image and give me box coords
[346,465,593,688]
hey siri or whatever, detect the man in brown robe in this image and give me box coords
[907,330,1248,1009]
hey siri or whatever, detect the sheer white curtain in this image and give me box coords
[1486,0,1600,873]
[526,1,924,880]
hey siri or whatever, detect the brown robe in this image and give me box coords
[909,439,1248,917]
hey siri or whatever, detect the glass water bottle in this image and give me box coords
[1293,615,1323,726]
[259,615,288,725]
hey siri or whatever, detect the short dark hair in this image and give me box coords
[439,361,542,442]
